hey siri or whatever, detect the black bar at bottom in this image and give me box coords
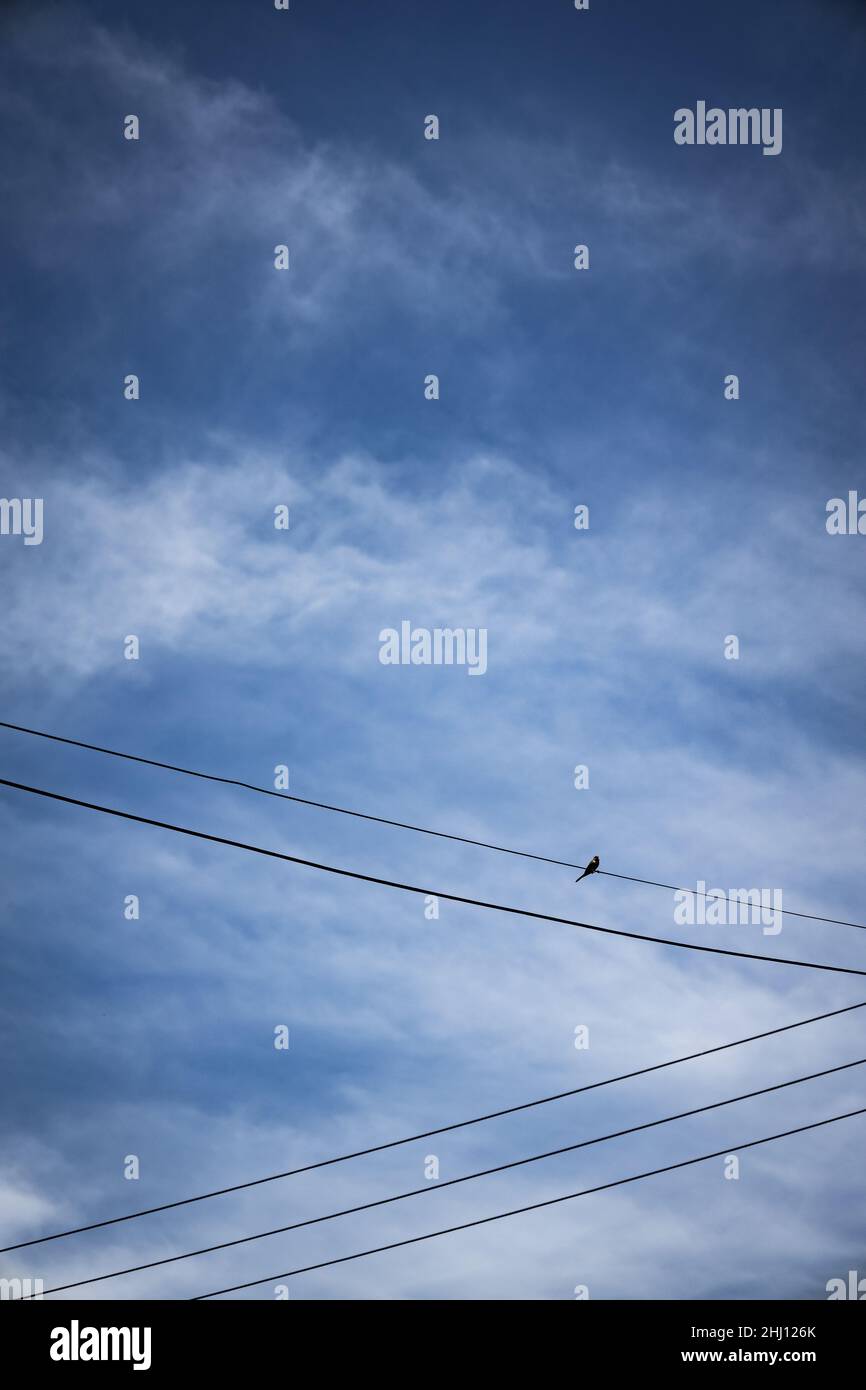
[4,1297,862,1375]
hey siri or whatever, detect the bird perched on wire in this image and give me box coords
[575,854,600,883]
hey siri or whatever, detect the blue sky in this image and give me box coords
[1,0,865,1300]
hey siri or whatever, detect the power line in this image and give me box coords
[0,718,860,931]
[2,776,865,978]
[19,1055,866,1298]
[7,996,863,1255]
[191,1106,866,1300]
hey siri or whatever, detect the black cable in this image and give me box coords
[20,1055,866,1298]
[0,719,859,930]
[2,776,865,978]
[191,1106,866,1300]
[6,996,863,1255]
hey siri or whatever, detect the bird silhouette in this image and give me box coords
[575,854,600,883]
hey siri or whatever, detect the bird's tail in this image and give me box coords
[575,869,589,882]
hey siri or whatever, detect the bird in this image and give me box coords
[575,854,600,883]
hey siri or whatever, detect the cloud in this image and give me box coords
[1,6,864,1303]
[0,14,536,336]
[2,6,861,370]
[2,439,864,708]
